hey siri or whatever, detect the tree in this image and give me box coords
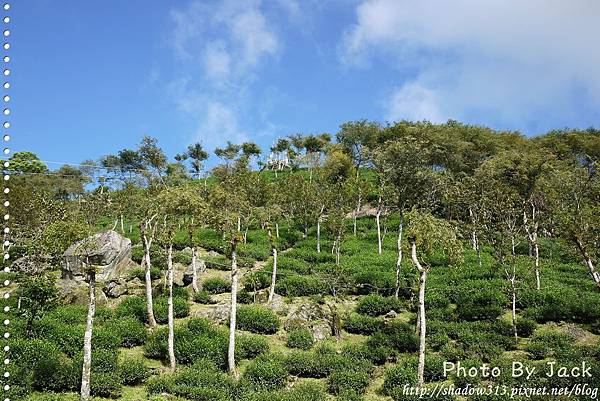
[186,142,209,180]
[8,151,49,173]
[405,210,462,386]
[544,162,600,289]
[374,135,437,298]
[138,135,168,186]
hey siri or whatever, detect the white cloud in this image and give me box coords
[386,82,444,123]
[341,0,600,131]
[168,0,282,147]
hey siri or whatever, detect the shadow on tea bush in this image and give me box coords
[115,296,148,323]
[237,334,270,359]
[243,355,289,391]
[275,275,327,297]
[456,289,507,321]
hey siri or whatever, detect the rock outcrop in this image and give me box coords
[62,230,132,282]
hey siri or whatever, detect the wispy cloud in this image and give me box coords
[341,0,600,132]
[168,0,282,147]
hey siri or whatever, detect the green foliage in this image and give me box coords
[17,274,59,331]
[343,313,383,335]
[203,277,231,294]
[119,357,150,385]
[243,355,289,391]
[115,296,148,323]
[286,328,314,350]
[90,372,123,398]
[153,296,190,324]
[366,321,419,355]
[193,289,215,304]
[237,305,280,334]
[42,221,90,257]
[356,294,403,317]
[515,317,537,337]
[104,316,147,347]
[275,275,327,297]
[237,334,270,359]
[456,288,508,321]
[327,370,370,395]
[526,331,574,360]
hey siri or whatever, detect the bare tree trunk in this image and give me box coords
[353,193,361,236]
[411,242,427,387]
[511,236,516,256]
[237,217,241,232]
[191,247,199,293]
[335,234,341,266]
[167,244,176,371]
[111,219,118,231]
[394,215,404,299]
[511,275,518,341]
[120,214,124,234]
[80,271,96,401]
[317,217,321,253]
[268,248,278,303]
[534,241,540,290]
[275,222,279,238]
[228,243,239,377]
[143,233,157,329]
[376,208,382,255]
[575,238,600,289]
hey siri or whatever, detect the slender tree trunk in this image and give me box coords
[534,241,540,290]
[511,236,516,256]
[511,275,518,341]
[411,242,427,387]
[575,238,600,289]
[353,193,361,236]
[394,215,404,299]
[317,217,321,253]
[80,270,96,401]
[237,217,241,232]
[191,247,199,293]
[167,244,176,371]
[275,222,279,238]
[335,234,341,266]
[120,214,124,234]
[268,247,278,302]
[228,243,239,377]
[376,206,382,255]
[143,233,157,329]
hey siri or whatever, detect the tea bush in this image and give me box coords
[104,316,147,347]
[119,357,149,385]
[203,277,231,294]
[356,294,403,316]
[276,275,328,297]
[237,334,270,359]
[343,313,383,335]
[237,305,280,334]
[327,370,370,395]
[243,355,289,391]
[153,296,190,324]
[286,328,314,350]
[193,289,215,304]
[456,289,508,321]
[115,296,148,323]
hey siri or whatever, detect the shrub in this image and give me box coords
[238,289,254,304]
[194,290,215,304]
[356,294,403,317]
[173,250,192,265]
[237,305,280,334]
[243,271,271,292]
[119,357,149,385]
[282,382,326,401]
[115,296,148,323]
[243,355,289,391]
[382,362,417,400]
[105,316,147,347]
[367,321,419,354]
[153,296,190,324]
[128,266,162,281]
[91,372,123,398]
[343,313,383,335]
[275,275,327,297]
[526,331,574,360]
[286,328,314,350]
[456,289,507,321]
[327,370,370,395]
[93,326,122,350]
[203,277,231,294]
[516,318,537,337]
[237,334,270,359]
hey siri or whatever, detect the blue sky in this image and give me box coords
[10,0,600,168]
